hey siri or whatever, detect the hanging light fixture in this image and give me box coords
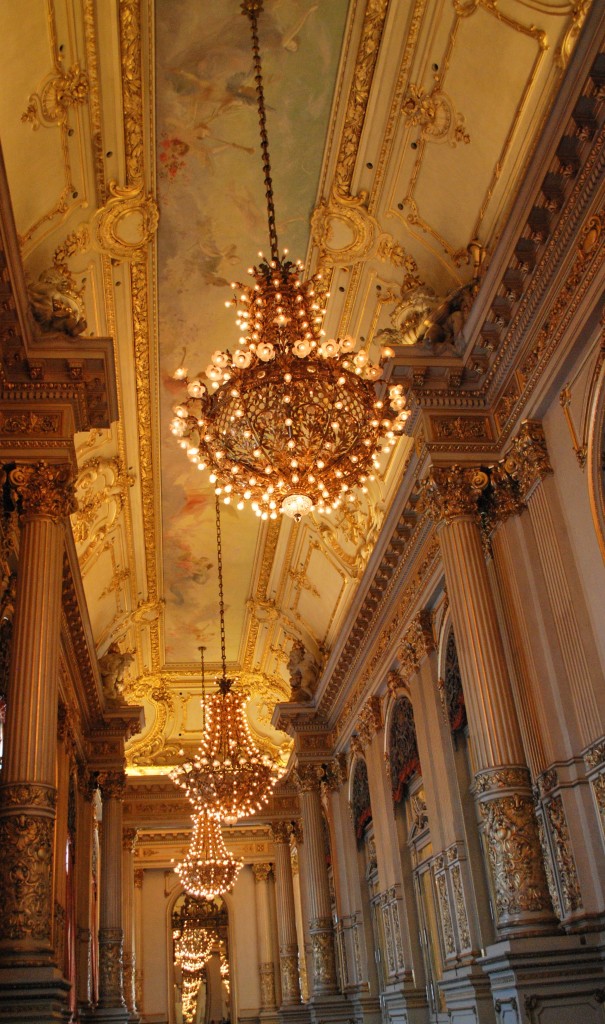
[170,496,284,823]
[170,0,409,522]
[175,811,242,900]
[174,920,214,974]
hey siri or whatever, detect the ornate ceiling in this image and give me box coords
[0,0,592,772]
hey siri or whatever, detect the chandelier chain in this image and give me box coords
[242,0,279,262]
[215,494,228,680]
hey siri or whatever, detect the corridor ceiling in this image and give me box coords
[0,0,590,770]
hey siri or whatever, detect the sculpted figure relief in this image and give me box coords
[98,642,135,703]
[28,268,87,336]
[287,640,319,702]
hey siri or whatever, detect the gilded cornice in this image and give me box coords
[328,534,441,738]
[390,39,605,455]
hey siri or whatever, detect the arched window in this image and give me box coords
[351,758,372,840]
[443,628,467,735]
[389,695,421,802]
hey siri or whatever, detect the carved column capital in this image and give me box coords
[356,694,383,749]
[270,820,292,844]
[503,420,552,499]
[398,610,435,680]
[134,868,144,889]
[253,862,272,883]
[422,465,489,523]
[292,762,324,793]
[9,461,76,520]
[122,827,138,852]
[484,463,525,534]
[97,770,126,801]
[289,818,303,845]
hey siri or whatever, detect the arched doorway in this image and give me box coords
[172,894,230,1024]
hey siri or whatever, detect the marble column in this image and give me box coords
[271,823,302,1007]
[293,765,338,997]
[0,462,75,1014]
[253,862,278,1019]
[97,770,128,1020]
[425,465,555,937]
[122,828,139,1020]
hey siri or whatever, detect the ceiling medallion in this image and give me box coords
[171,0,409,521]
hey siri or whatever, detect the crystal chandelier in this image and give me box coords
[175,811,242,900]
[170,496,284,823]
[174,920,213,974]
[170,0,409,521]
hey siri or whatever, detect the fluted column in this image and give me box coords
[293,765,337,996]
[97,771,127,1016]
[253,862,278,1015]
[271,823,302,1006]
[0,462,75,971]
[122,828,138,1019]
[425,465,555,937]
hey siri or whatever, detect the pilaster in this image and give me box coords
[253,862,279,1023]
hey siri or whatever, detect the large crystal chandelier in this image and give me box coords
[170,0,409,521]
[170,496,284,823]
[175,811,242,900]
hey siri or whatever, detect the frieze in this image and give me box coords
[0,410,61,434]
[474,765,531,795]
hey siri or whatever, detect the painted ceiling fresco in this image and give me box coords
[156,0,349,665]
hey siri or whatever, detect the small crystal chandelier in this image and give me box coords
[174,920,213,974]
[170,496,284,823]
[170,0,409,521]
[175,811,242,900]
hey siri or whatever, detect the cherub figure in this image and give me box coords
[98,643,134,703]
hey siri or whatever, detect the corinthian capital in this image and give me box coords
[398,610,435,682]
[421,465,489,523]
[292,762,324,793]
[503,420,552,499]
[10,461,76,520]
[97,770,126,801]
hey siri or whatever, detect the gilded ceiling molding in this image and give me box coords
[124,676,176,767]
[311,192,419,274]
[334,0,389,200]
[402,82,470,147]
[90,183,158,263]
[330,534,441,737]
[21,64,89,131]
